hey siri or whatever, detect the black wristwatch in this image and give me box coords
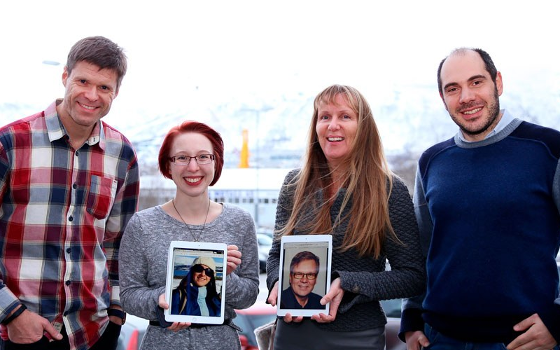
[108,309,126,325]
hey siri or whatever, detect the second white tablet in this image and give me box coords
[277,235,333,317]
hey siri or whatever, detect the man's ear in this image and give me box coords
[495,71,503,96]
[440,93,449,111]
[62,66,69,87]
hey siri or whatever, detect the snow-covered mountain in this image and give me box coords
[2,72,559,174]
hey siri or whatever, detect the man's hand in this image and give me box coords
[311,277,344,324]
[507,313,557,350]
[6,308,62,344]
[405,330,430,350]
[108,305,125,325]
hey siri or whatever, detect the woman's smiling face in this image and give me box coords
[315,94,358,168]
[192,264,212,287]
[169,132,215,198]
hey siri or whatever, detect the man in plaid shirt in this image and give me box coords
[0,36,140,350]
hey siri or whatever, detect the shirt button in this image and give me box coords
[72,183,77,189]
[65,280,71,286]
[68,216,73,222]
[66,248,71,254]
[75,151,79,157]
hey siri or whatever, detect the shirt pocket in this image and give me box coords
[86,175,117,220]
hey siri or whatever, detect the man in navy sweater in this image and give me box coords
[400,48,560,350]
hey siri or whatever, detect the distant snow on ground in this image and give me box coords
[2,71,559,171]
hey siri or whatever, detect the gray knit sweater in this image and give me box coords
[266,170,426,332]
[119,204,259,350]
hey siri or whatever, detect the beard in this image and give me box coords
[451,87,501,137]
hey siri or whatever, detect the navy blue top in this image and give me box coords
[170,271,221,317]
[401,115,560,343]
[280,286,324,310]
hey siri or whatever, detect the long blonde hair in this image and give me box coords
[279,85,395,258]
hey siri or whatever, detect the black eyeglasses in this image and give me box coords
[192,264,214,275]
[291,272,318,280]
[169,154,215,165]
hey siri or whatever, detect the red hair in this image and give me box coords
[158,121,224,186]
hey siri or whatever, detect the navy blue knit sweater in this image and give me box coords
[401,116,560,343]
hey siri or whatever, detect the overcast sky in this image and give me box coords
[2,0,560,141]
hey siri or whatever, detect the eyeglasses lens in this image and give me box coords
[292,272,317,280]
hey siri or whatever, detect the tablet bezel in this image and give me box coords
[277,235,332,317]
[164,241,227,324]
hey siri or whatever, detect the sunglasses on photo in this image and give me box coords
[192,264,214,276]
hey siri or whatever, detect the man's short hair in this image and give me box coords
[437,47,498,96]
[66,36,128,89]
[290,251,319,273]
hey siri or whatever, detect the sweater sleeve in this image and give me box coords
[539,302,560,343]
[399,168,433,341]
[541,158,560,342]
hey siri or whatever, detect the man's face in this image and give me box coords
[59,61,119,132]
[289,259,318,299]
[440,50,503,142]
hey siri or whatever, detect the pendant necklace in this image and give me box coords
[172,199,211,242]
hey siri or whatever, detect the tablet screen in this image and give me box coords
[277,235,332,317]
[164,241,227,324]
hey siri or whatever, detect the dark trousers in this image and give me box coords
[423,323,560,350]
[4,322,121,350]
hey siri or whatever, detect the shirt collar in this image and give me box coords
[458,109,513,143]
[45,99,105,149]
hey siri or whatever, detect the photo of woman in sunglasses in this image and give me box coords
[170,256,221,316]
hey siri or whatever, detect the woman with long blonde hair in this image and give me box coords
[266,85,425,350]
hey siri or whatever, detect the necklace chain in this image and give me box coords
[171,199,211,242]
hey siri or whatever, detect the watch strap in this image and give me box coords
[2,304,27,326]
[107,309,126,324]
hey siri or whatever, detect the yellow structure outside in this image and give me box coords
[239,129,250,168]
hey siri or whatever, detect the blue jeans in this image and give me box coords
[424,323,560,350]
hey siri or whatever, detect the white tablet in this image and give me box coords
[277,235,332,317]
[164,241,227,324]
